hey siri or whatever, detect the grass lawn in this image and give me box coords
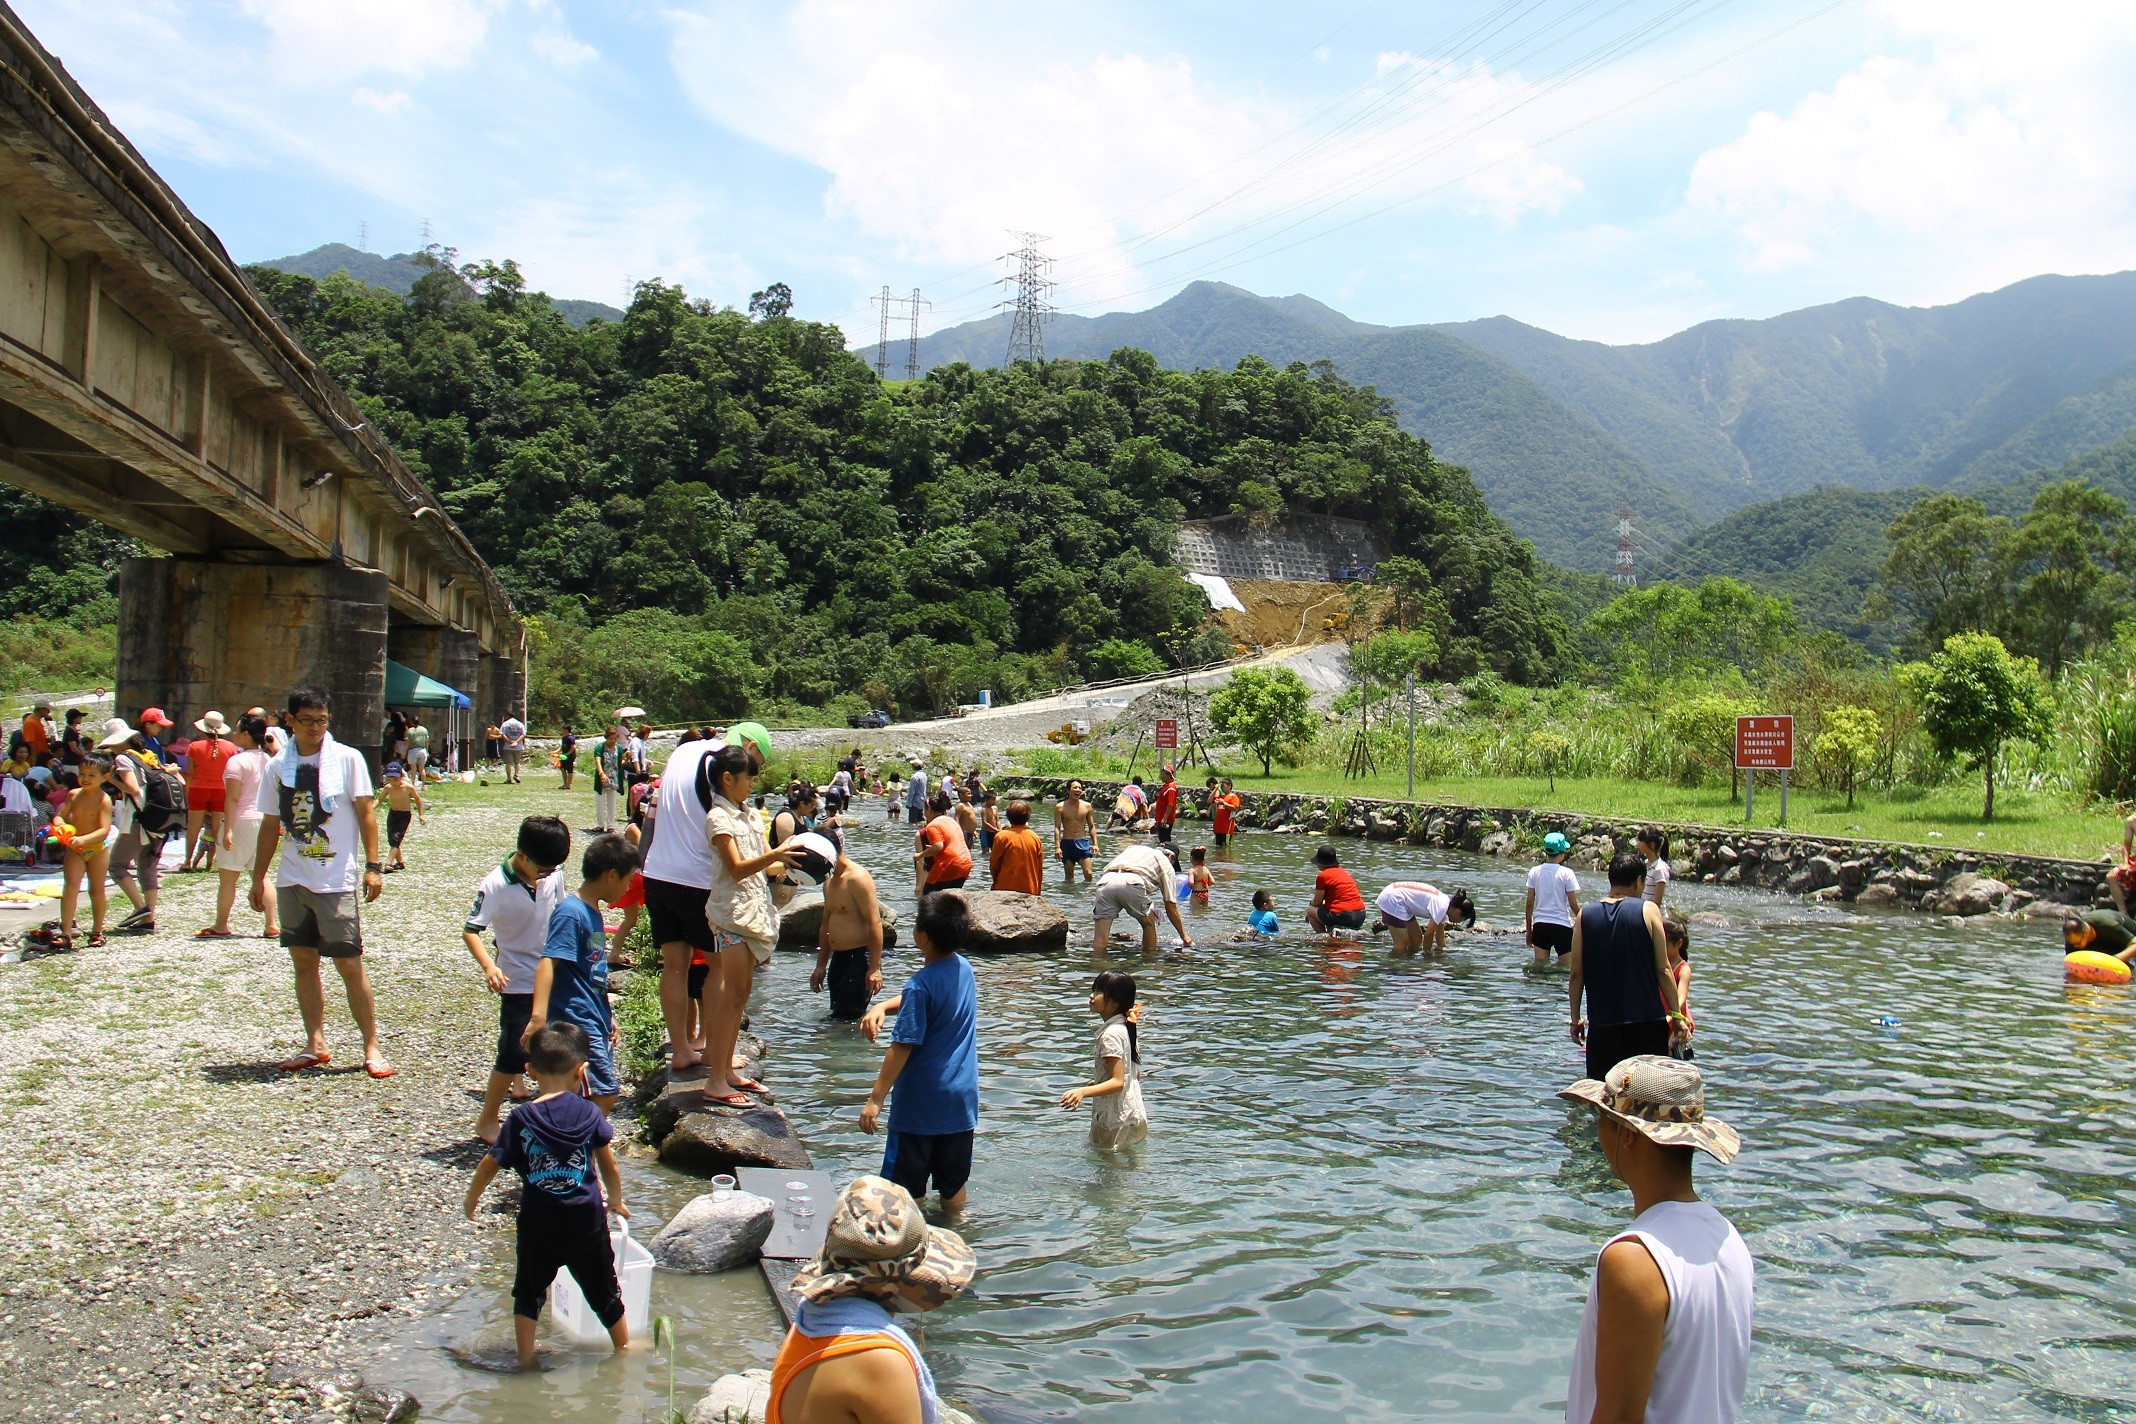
[1011,751,2125,862]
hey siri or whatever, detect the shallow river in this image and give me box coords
[375,803,2136,1422]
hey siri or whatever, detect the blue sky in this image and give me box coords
[16,1,2136,343]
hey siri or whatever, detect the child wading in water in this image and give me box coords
[382,762,427,872]
[55,756,113,948]
[1245,890,1279,937]
[464,1020,632,1369]
[1187,845,1214,903]
[1060,971,1147,1150]
[1665,916,1694,1061]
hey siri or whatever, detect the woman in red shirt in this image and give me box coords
[182,712,239,872]
[914,791,973,894]
[1307,844,1369,933]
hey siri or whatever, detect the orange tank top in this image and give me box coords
[767,1324,917,1424]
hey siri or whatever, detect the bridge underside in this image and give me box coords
[0,13,524,762]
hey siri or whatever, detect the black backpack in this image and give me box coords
[126,753,187,836]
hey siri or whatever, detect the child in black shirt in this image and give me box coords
[464,1021,631,1367]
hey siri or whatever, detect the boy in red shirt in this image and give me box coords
[914,791,973,895]
[1150,765,1179,844]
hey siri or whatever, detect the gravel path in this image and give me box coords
[0,776,596,1423]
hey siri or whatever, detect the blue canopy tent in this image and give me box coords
[383,660,473,774]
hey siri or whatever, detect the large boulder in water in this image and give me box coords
[659,1105,813,1175]
[649,1190,776,1273]
[960,890,1069,953]
[1928,872,2009,917]
[776,888,899,950]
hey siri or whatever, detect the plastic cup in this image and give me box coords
[711,1174,737,1192]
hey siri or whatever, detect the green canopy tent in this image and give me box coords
[384,659,473,775]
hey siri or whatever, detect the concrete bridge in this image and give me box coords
[0,7,523,759]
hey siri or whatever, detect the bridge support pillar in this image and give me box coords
[118,558,388,776]
[477,651,525,738]
[388,621,480,771]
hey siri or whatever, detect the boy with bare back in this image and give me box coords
[811,851,885,1020]
[55,756,114,948]
[382,762,427,872]
[1053,780,1099,885]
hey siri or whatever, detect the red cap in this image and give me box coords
[140,707,172,727]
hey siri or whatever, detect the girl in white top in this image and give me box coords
[202,713,276,940]
[701,743,804,1104]
[1637,825,1672,907]
[1374,881,1475,955]
[1060,971,1147,1150]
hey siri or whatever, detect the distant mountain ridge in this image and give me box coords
[898,272,2136,571]
[254,244,624,328]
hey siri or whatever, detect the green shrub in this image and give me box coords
[615,919,666,1082]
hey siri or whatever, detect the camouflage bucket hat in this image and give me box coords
[1558,1055,1741,1164]
[791,1176,976,1313]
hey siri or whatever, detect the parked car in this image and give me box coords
[847,708,892,729]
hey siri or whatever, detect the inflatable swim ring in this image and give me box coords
[2065,950,2132,985]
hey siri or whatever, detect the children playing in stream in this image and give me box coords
[1060,971,1147,1150]
[524,832,640,1116]
[858,891,980,1213]
[464,1020,632,1369]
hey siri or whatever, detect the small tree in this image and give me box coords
[1527,729,1571,794]
[1901,633,2052,821]
[1813,704,1882,808]
[1207,666,1317,776]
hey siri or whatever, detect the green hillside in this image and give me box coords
[256,243,624,327]
[907,271,2136,573]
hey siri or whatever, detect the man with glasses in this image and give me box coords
[249,685,393,1078]
[462,814,572,1143]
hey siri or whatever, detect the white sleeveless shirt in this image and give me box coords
[1564,1199,1754,1424]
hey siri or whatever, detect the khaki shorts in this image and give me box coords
[278,884,363,958]
[224,816,264,878]
[1092,873,1153,925]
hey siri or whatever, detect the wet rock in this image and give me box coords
[351,1385,420,1424]
[659,1106,813,1176]
[1480,830,1515,857]
[692,1369,771,1424]
[1894,869,1941,901]
[650,1190,776,1273]
[1785,855,1843,894]
[1813,885,1845,901]
[2019,897,2080,919]
[778,889,899,950]
[1838,858,1872,891]
[1718,864,1744,886]
[1929,873,2010,917]
[1853,883,1898,907]
[1366,810,1403,840]
[961,890,1069,953]
[643,1071,775,1141]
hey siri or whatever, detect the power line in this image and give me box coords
[998,233,1055,365]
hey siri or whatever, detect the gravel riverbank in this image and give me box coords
[0,777,602,1423]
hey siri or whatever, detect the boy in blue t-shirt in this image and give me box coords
[525,833,640,1113]
[465,1021,630,1368]
[1246,889,1280,937]
[859,891,979,1211]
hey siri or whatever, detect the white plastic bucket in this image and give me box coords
[549,1217,652,1346]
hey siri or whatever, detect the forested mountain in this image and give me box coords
[910,281,1701,568]
[258,243,624,327]
[909,271,2136,572]
[235,261,1569,724]
[1651,429,2136,649]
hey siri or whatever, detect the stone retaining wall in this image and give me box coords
[1011,777,2110,918]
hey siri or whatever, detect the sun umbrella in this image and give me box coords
[614,706,647,722]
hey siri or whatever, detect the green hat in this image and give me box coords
[1542,832,1571,855]
[726,721,773,763]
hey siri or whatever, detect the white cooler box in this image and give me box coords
[549,1217,652,1345]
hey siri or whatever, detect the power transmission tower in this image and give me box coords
[1612,503,1638,587]
[906,287,930,380]
[357,219,368,251]
[997,231,1055,365]
[872,285,894,377]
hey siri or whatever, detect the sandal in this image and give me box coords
[705,1091,754,1108]
[83,934,105,948]
[194,927,234,939]
[278,1050,330,1072]
[364,1059,396,1080]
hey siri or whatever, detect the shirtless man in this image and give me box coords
[1053,780,1100,885]
[953,790,980,849]
[811,852,884,1019]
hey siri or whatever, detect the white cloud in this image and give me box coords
[352,87,413,115]
[531,28,598,69]
[1462,137,1581,225]
[236,0,505,80]
[664,3,1606,318]
[1687,2,2136,279]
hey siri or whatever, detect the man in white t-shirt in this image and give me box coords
[1558,1056,1753,1424]
[499,714,527,784]
[1091,842,1194,953]
[249,685,391,1079]
[642,721,775,1079]
[1526,831,1583,967]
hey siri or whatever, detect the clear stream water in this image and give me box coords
[372,804,2136,1423]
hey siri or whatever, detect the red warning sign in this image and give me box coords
[1735,715,1794,770]
[1154,718,1179,750]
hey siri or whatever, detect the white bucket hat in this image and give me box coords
[95,716,138,750]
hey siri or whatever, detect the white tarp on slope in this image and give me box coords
[1188,572,1246,613]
